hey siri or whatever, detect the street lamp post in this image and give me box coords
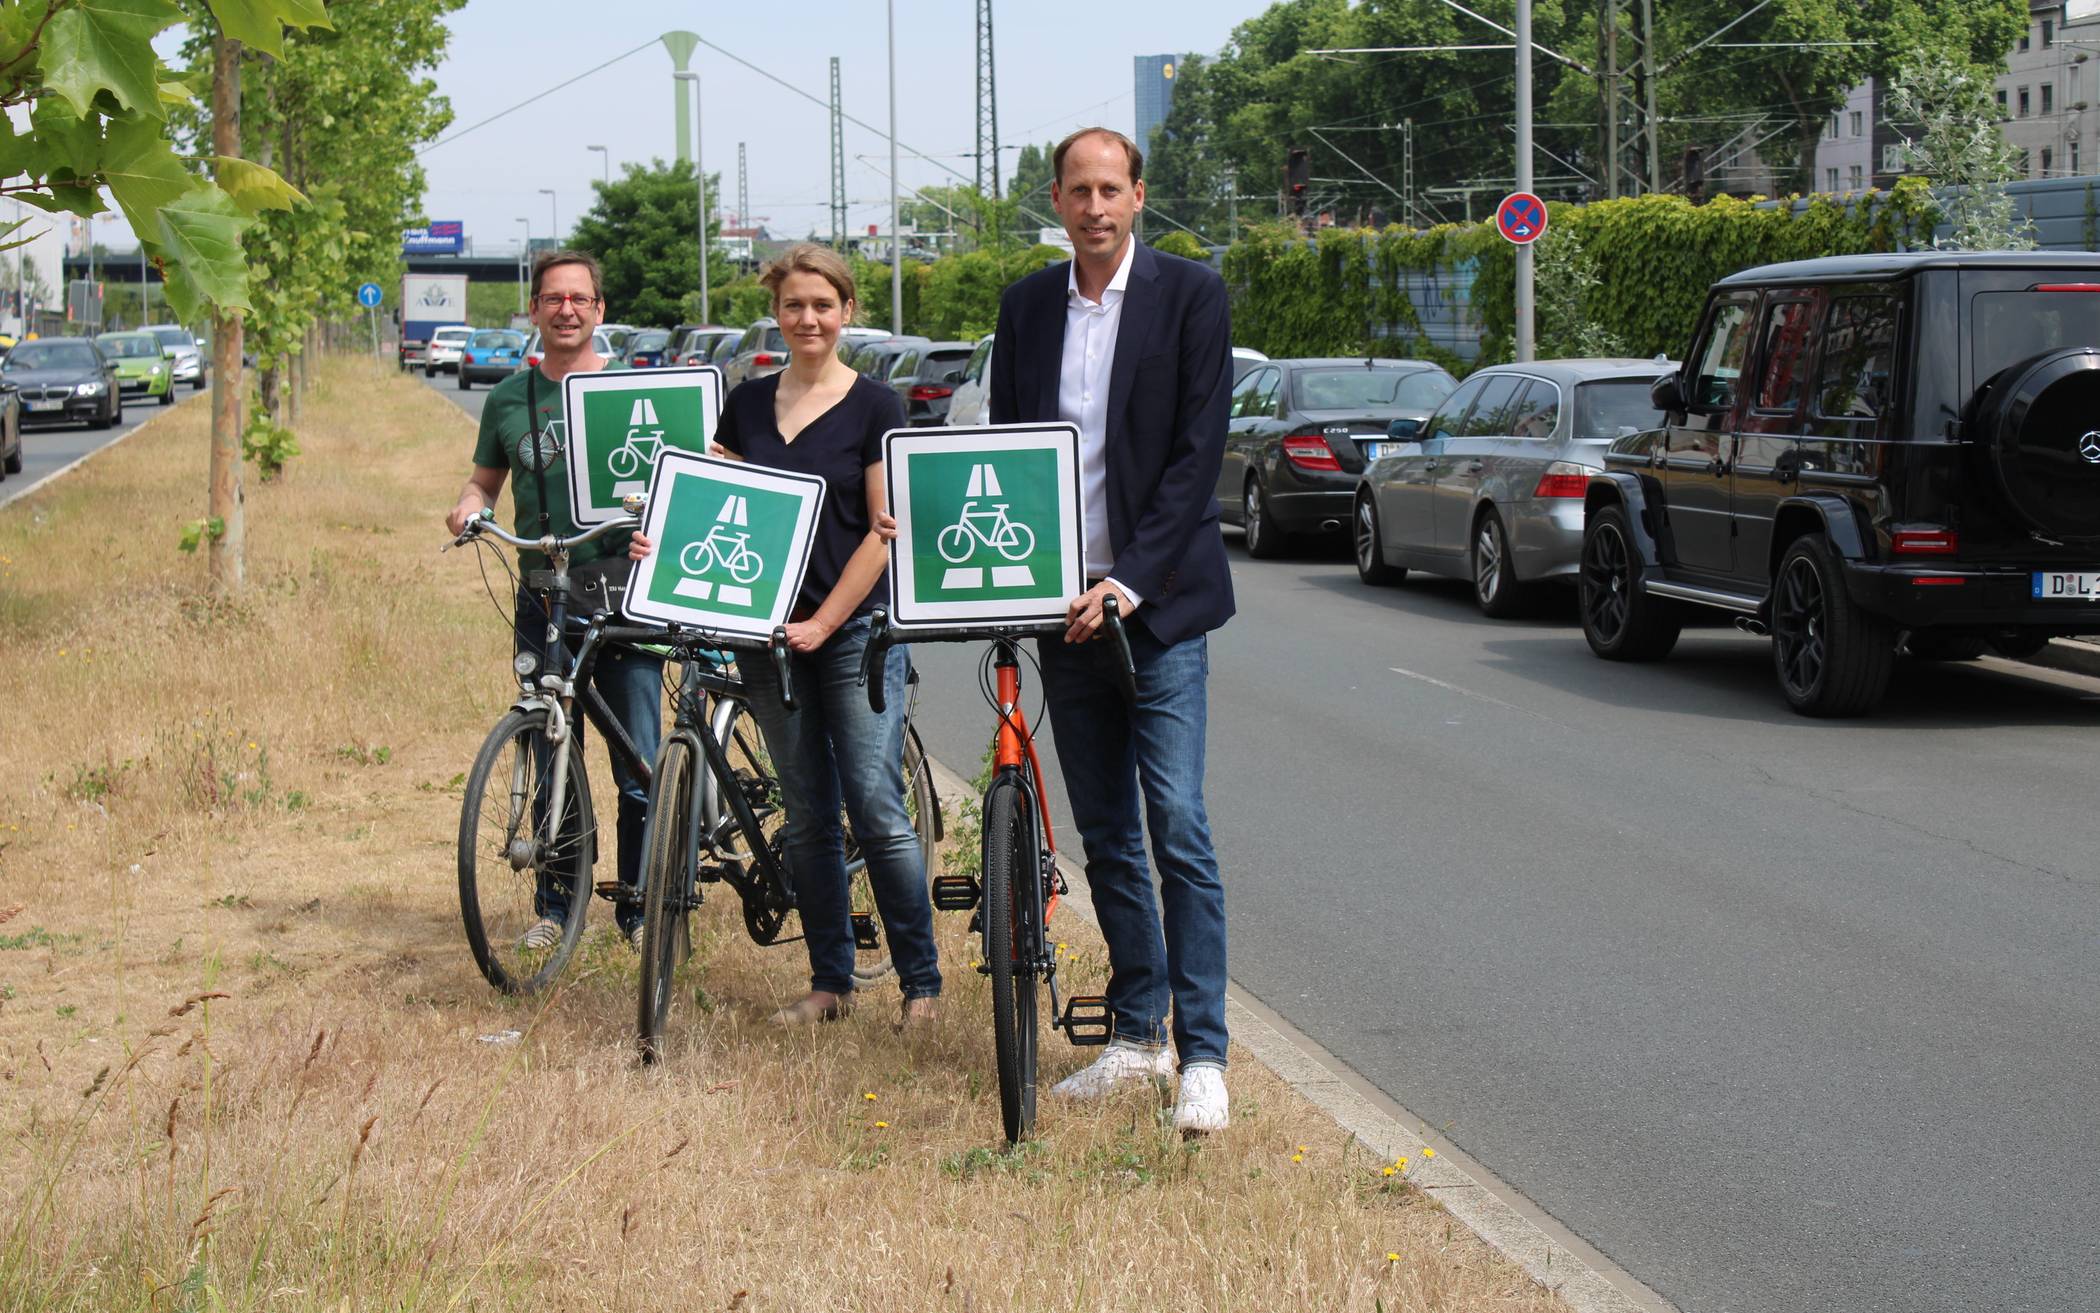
[674,71,711,325]
[887,0,901,335]
[587,144,609,187]
[515,217,530,316]
[539,188,557,244]
[1514,0,1535,363]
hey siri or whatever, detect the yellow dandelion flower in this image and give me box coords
[863,1092,877,1101]
[1421,1147,1435,1159]
[1385,1252,1401,1263]
[1396,1157,1409,1171]
[247,741,258,750]
[1290,1153,1304,1164]
[1297,1144,1308,1152]
[874,1120,889,1129]
[1381,1166,1396,1177]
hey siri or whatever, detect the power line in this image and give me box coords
[419,38,660,154]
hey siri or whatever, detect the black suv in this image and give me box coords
[1578,251,2100,716]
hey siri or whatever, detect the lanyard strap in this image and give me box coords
[525,366,552,538]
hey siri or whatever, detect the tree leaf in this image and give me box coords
[154,185,255,320]
[39,0,183,120]
[201,0,330,60]
[211,155,303,213]
[102,111,195,237]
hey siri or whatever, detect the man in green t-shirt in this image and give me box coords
[444,250,660,952]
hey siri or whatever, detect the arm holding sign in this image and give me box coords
[782,464,891,653]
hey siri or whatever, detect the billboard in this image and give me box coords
[402,220,464,254]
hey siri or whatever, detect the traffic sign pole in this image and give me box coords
[1515,0,1535,363]
[355,281,385,370]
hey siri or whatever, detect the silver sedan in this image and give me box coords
[1353,358,1674,616]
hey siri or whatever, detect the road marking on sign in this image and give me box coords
[942,567,984,589]
[630,397,660,427]
[991,565,1034,587]
[718,495,749,526]
[965,463,1003,497]
[718,586,753,606]
[675,579,714,600]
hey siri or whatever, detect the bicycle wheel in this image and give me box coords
[679,540,716,576]
[637,737,696,1064]
[846,724,941,986]
[998,520,1036,561]
[457,708,593,994]
[982,776,1038,1144]
[713,694,794,944]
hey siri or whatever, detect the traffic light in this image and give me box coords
[1286,147,1310,215]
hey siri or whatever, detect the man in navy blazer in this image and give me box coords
[988,126,1235,1134]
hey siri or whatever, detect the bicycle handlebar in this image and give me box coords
[857,595,1138,715]
[450,507,638,555]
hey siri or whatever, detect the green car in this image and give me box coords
[95,331,174,405]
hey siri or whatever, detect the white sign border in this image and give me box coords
[563,365,724,526]
[884,422,1086,629]
[621,447,827,640]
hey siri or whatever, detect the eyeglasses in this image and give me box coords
[533,292,600,310]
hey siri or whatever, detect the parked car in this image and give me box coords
[887,341,975,426]
[597,323,639,356]
[836,325,891,364]
[622,328,675,369]
[1354,358,1674,615]
[1232,346,1269,383]
[1579,250,2100,716]
[142,323,205,389]
[848,335,928,382]
[424,325,473,377]
[459,329,526,389]
[708,332,741,369]
[4,337,120,429]
[676,326,739,367]
[0,376,21,477]
[723,318,794,387]
[94,331,175,406]
[1219,358,1456,558]
[946,335,995,427]
[521,329,615,371]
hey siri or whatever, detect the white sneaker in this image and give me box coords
[516,918,563,951]
[1049,1038,1174,1099]
[1172,1064,1229,1135]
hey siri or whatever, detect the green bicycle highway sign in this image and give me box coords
[884,423,1085,628]
[563,365,723,526]
[622,449,827,639]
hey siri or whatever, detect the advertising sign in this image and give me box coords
[562,366,723,525]
[402,220,464,255]
[622,449,825,638]
[884,423,1085,628]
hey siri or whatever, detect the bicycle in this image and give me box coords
[678,526,764,584]
[857,597,1137,1143]
[936,500,1036,564]
[635,632,942,1063]
[606,429,665,480]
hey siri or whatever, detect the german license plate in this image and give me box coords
[29,399,63,412]
[1361,441,1384,461]
[2033,571,2100,599]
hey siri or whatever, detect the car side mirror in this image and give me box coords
[1650,372,1688,415]
[1387,417,1422,441]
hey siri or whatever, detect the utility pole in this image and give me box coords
[737,141,749,231]
[674,70,710,324]
[888,0,902,334]
[1641,0,1661,194]
[1403,119,1416,225]
[1515,0,1535,363]
[663,31,699,164]
[207,28,244,594]
[515,217,529,316]
[587,143,609,187]
[829,57,848,249]
[1223,165,1238,240]
[1604,0,1619,198]
[974,0,1001,201]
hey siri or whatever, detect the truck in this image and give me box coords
[398,272,469,372]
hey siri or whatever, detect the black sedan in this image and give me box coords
[1217,357,1455,558]
[4,338,121,430]
[621,329,675,369]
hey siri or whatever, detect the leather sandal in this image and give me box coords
[895,996,941,1033]
[768,991,852,1027]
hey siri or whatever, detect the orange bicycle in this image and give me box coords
[859,597,1136,1143]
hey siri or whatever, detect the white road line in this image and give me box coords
[1389,665,1531,715]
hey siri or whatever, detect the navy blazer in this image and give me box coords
[988,240,1236,647]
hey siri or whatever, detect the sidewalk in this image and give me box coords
[2022,636,2100,682]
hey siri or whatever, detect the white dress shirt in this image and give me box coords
[1058,237,1141,607]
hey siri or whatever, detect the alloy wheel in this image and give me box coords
[1475,518,1504,606]
[1244,481,1264,553]
[1581,522,1629,640]
[1355,497,1378,573]
[1773,556,1827,696]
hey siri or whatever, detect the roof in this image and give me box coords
[1473,357,1679,381]
[1716,250,2100,287]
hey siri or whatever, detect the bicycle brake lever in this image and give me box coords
[861,609,890,716]
[1101,593,1138,705]
[769,627,796,711]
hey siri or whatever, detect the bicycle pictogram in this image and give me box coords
[606,399,667,479]
[680,525,764,584]
[936,464,1035,564]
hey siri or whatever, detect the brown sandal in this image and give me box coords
[768,991,852,1027]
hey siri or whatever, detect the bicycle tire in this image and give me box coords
[457,708,593,994]
[637,737,696,1064]
[982,776,1038,1144]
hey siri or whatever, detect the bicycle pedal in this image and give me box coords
[850,912,880,950]
[696,862,730,884]
[931,875,980,911]
[1058,995,1112,1046]
[592,880,623,900]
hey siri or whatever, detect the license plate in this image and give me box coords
[1361,441,1384,460]
[2033,571,2100,599]
[29,399,63,412]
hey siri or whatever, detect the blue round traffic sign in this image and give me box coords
[1495,192,1547,245]
[356,281,384,307]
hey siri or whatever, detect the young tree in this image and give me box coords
[1885,56,2034,250]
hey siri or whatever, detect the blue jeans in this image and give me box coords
[740,614,941,1000]
[513,590,662,934]
[1037,626,1228,1069]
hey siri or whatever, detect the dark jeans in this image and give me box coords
[513,590,663,934]
[740,614,941,1000]
[1037,625,1228,1069]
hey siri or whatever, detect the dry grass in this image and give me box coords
[0,358,1570,1312]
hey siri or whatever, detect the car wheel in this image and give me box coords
[458,372,471,391]
[1472,508,1533,618]
[1243,477,1291,560]
[1771,533,1894,717]
[159,387,173,406]
[424,364,435,378]
[2,440,18,475]
[192,376,205,390]
[1905,631,1989,661]
[1985,631,2051,660]
[1578,504,1679,661]
[1354,491,1404,585]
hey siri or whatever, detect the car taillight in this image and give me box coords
[909,384,953,401]
[463,352,476,364]
[754,352,778,366]
[1533,461,1596,499]
[1892,528,1958,555]
[1280,432,1340,472]
[526,354,540,367]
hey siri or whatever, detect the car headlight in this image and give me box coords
[150,364,165,375]
[76,382,104,396]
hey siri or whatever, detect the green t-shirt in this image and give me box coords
[471,361,631,569]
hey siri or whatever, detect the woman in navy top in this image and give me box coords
[632,244,938,1028]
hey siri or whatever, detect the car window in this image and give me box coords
[592,332,612,356]
[1229,367,1267,418]
[1459,375,1524,436]
[6,342,100,370]
[150,328,193,350]
[1508,379,1560,438]
[965,338,993,382]
[890,350,921,379]
[1253,368,1281,416]
[763,327,788,353]
[1232,366,1277,418]
[1753,298,1816,413]
[1814,295,1898,420]
[1972,290,2100,386]
[1690,297,1756,410]
[435,327,471,343]
[633,331,670,351]
[927,349,974,382]
[97,333,159,358]
[1574,379,1666,439]
[471,330,523,349]
[1426,375,1489,440]
[1294,368,1447,411]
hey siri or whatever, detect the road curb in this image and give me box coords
[2022,637,2100,682]
[1,395,188,507]
[921,754,1678,1313]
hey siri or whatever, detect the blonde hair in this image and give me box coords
[760,243,857,314]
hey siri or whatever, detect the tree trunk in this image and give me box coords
[208,32,245,595]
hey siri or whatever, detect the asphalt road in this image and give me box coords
[0,379,204,508]
[423,372,2100,1313]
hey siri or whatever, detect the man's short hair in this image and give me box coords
[1053,127,1144,187]
[530,249,603,301]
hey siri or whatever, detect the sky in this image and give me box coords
[414,0,1251,255]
